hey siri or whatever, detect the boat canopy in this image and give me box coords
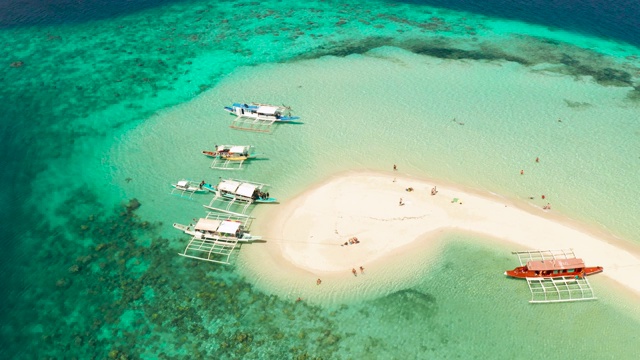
[527,258,585,271]
[229,146,246,153]
[219,180,241,192]
[177,180,188,187]
[218,221,241,234]
[217,180,257,197]
[194,218,222,232]
[236,183,257,198]
[256,106,279,115]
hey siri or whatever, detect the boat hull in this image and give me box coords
[202,185,277,203]
[224,104,300,123]
[202,150,257,160]
[172,222,260,243]
[171,184,208,193]
[254,197,277,204]
[505,266,603,279]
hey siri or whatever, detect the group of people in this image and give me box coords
[341,237,360,246]
[251,190,270,200]
[315,265,366,289]
[351,266,365,276]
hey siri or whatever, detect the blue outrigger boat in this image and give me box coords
[224,103,301,132]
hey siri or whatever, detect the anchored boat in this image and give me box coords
[224,102,300,132]
[173,213,261,265]
[505,258,603,279]
[170,179,209,199]
[204,178,277,216]
[202,145,257,170]
[506,249,603,303]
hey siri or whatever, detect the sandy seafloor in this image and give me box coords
[1,0,640,358]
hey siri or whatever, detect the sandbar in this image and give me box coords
[239,171,640,302]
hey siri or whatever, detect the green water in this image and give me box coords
[2,0,640,358]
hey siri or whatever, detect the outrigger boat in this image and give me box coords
[204,178,276,216]
[170,179,209,199]
[173,213,261,264]
[506,249,603,303]
[224,102,301,133]
[202,145,257,170]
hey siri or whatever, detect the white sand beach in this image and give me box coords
[240,171,640,302]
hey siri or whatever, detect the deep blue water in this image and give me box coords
[0,0,189,27]
[1,0,639,358]
[408,0,640,47]
[2,0,640,47]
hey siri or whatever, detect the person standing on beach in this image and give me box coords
[359,266,364,274]
[393,164,397,171]
[352,268,357,277]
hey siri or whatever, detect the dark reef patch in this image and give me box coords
[296,36,395,59]
[564,99,593,109]
[374,288,438,321]
[411,45,532,65]
[1,189,348,358]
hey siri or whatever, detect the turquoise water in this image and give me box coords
[2,0,640,358]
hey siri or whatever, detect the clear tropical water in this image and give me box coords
[1,0,639,358]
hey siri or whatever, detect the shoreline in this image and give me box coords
[238,170,640,303]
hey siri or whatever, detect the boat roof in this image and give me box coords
[236,183,257,197]
[257,105,279,115]
[218,220,241,234]
[194,218,222,232]
[177,180,188,187]
[218,180,240,192]
[527,258,585,271]
[218,180,257,197]
[229,145,246,153]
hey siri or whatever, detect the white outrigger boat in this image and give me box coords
[173,213,261,264]
[224,102,301,133]
[170,179,209,199]
[203,178,277,216]
[201,144,257,170]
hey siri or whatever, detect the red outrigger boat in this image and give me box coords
[507,249,602,303]
[505,257,603,279]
